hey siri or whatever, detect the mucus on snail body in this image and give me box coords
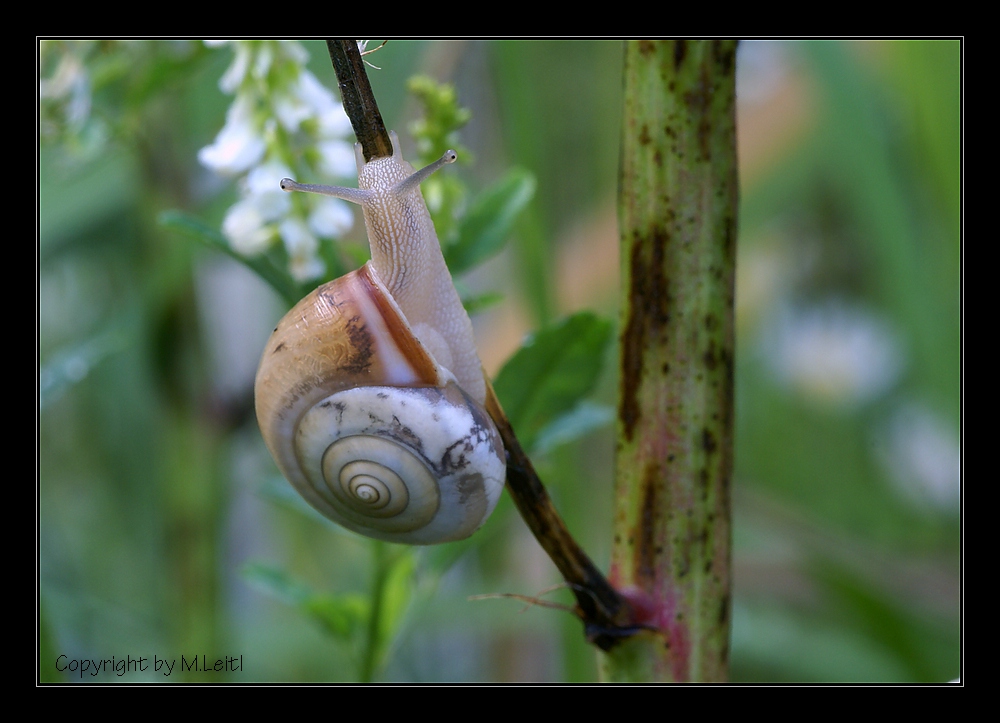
[255,132,505,544]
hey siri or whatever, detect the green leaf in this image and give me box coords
[732,602,912,682]
[243,562,369,643]
[378,550,416,648]
[533,401,615,455]
[493,312,613,451]
[158,210,304,307]
[445,169,536,275]
[810,561,959,682]
[242,562,312,605]
[461,291,505,315]
[303,593,369,641]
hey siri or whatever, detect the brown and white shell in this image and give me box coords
[255,263,505,544]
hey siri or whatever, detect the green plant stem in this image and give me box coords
[360,540,388,682]
[602,40,738,682]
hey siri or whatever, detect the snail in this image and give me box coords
[254,132,506,545]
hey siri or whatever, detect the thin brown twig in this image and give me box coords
[326,40,392,161]
[484,381,634,651]
[467,592,578,615]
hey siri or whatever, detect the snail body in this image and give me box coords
[255,133,505,544]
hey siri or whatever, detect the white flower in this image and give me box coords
[318,105,353,139]
[296,71,352,139]
[40,52,91,129]
[878,403,961,512]
[200,41,356,282]
[317,139,356,178]
[220,160,293,255]
[273,70,352,137]
[245,160,293,202]
[198,96,266,176]
[223,198,274,256]
[281,41,309,66]
[218,42,251,93]
[309,197,353,238]
[40,42,98,141]
[273,89,312,132]
[251,43,274,83]
[764,301,903,408]
[296,71,339,119]
[280,218,324,282]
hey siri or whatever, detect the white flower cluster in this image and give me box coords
[39,41,107,157]
[199,41,355,283]
[764,301,903,408]
[879,402,961,512]
[39,43,92,135]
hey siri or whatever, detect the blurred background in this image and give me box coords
[39,39,961,682]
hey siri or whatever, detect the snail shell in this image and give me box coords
[255,263,506,544]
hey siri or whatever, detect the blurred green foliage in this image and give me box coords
[39,40,960,682]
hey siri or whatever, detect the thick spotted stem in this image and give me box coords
[602,39,739,682]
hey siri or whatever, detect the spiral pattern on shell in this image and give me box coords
[290,383,505,543]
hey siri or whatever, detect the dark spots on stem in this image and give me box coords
[620,226,672,441]
[673,40,687,70]
[703,340,718,371]
[634,462,661,587]
[712,40,736,77]
[701,428,717,455]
